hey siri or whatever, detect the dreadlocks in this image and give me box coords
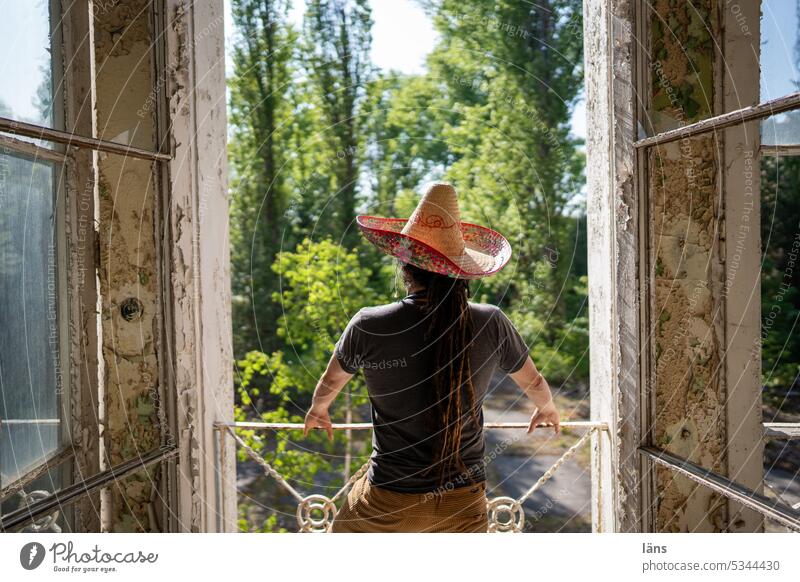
[401,263,481,487]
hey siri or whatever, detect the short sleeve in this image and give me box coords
[334,309,365,374]
[495,309,530,374]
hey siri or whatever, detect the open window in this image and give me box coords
[759,0,800,522]
[0,0,181,533]
[0,0,71,532]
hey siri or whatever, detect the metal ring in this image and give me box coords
[296,494,337,533]
[486,496,524,533]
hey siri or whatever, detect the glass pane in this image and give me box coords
[760,154,800,528]
[0,150,63,487]
[761,0,800,146]
[0,0,59,129]
[761,111,800,146]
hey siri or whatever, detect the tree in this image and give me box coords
[227,0,593,530]
[229,0,298,355]
[303,0,374,248]
[419,0,588,380]
[760,155,800,403]
[362,73,452,214]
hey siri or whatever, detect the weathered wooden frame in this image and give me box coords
[584,0,643,532]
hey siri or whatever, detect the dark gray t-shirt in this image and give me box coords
[334,291,530,493]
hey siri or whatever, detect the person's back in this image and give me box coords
[335,292,531,492]
[302,182,560,532]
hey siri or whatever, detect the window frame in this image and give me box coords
[632,0,800,532]
[0,0,173,532]
[0,0,71,511]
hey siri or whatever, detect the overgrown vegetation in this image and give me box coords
[227,0,800,533]
[227,0,585,532]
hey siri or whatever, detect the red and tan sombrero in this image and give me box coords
[357,182,512,279]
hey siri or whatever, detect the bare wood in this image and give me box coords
[584,0,642,533]
[0,446,178,532]
[61,0,102,533]
[763,423,800,440]
[0,446,75,499]
[0,134,67,162]
[0,419,61,425]
[761,144,800,157]
[162,0,234,532]
[722,2,764,532]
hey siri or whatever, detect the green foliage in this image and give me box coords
[303,0,374,247]
[362,74,453,214]
[233,240,382,530]
[238,506,288,533]
[429,0,586,307]
[272,238,379,359]
[224,0,800,534]
[235,238,378,421]
[418,0,589,377]
[234,352,331,484]
[507,273,589,384]
[228,0,299,355]
[229,0,593,531]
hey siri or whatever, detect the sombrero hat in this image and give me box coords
[356,182,512,279]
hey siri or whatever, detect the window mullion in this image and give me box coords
[0,116,171,162]
[635,91,800,149]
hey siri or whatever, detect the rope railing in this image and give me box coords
[224,426,372,532]
[216,420,608,533]
[487,428,598,532]
[217,420,608,430]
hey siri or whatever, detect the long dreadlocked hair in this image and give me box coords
[400,263,481,486]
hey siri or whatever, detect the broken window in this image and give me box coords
[0,0,179,533]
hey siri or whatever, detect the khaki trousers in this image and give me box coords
[330,473,488,533]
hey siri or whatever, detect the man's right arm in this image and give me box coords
[509,356,561,434]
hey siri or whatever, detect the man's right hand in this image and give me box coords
[509,356,561,435]
[303,405,334,441]
[527,400,561,434]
